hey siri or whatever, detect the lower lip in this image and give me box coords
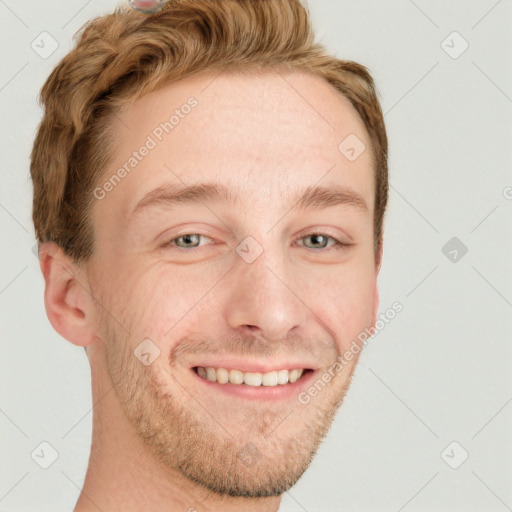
[191,368,316,401]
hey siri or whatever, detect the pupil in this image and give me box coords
[310,234,325,247]
[183,234,197,246]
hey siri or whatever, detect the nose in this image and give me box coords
[222,247,308,342]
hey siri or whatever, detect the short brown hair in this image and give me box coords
[30,0,388,264]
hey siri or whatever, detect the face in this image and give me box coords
[86,69,379,497]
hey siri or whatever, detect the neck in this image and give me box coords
[73,347,281,512]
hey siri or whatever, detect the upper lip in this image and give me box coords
[191,359,315,373]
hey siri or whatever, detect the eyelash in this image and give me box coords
[162,232,349,252]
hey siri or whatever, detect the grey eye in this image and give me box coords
[174,234,202,248]
[302,234,332,249]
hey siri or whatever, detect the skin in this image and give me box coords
[39,69,382,512]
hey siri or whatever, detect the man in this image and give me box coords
[30,0,388,510]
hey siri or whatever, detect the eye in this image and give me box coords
[162,233,213,249]
[161,232,349,252]
[295,232,348,251]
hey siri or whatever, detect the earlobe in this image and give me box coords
[39,242,95,348]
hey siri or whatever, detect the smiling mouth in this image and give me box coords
[193,366,313,387]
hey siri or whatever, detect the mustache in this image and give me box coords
[170,333,338,366]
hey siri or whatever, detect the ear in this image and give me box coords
[371,237,384,328]
[38,242,96,348]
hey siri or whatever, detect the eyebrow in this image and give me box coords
[129,182,368,217]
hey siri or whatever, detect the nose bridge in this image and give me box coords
[223,236,307,341]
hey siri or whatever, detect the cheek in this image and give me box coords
[111,261,217,346]
[96,249,376,357]
[306,264,376,351]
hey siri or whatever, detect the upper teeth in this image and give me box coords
[196,367,305,386]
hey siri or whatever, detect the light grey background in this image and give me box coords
[1,0,511,510]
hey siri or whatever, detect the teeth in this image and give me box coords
[196,367,305,386]
[289,368,303,383]
[206,367,216,381]
[229,369,244,385]
[262,371,278,386]
[243,372,262,386]
[216,367,229,384]
[277,369,289,385]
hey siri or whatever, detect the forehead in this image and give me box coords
[99,69,374,220]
